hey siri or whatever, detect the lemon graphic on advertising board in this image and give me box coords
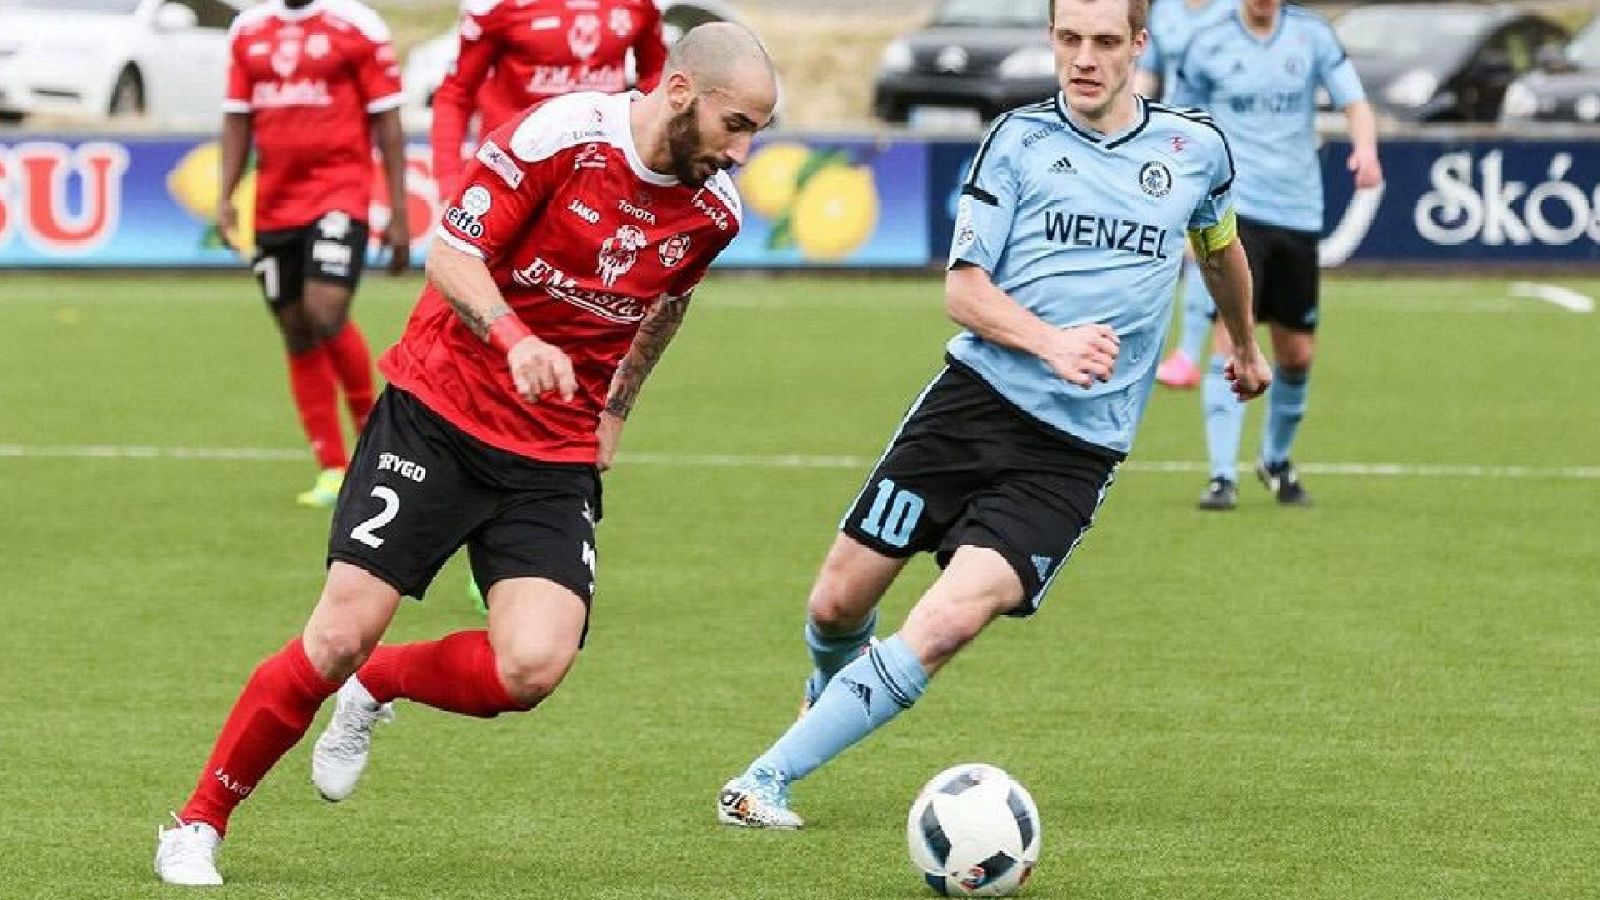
[738,142,810,220]
[167,141,257,253]
[790,164,878,262]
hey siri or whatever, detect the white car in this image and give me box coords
[401,0,742,125]
[0,0,243,126]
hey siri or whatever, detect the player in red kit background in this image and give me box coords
[431,0,668,201]
[221,0,411,508]
[153,23,777,887]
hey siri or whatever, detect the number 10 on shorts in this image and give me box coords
[858,478,924,548]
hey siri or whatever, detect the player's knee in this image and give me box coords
[301,621,375,681]
[494,644,576,707]
[806,553,881,630]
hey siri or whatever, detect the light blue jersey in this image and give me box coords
[948,95,1235,455]
[1139,0,1238,103]
[1173,5,1363,231]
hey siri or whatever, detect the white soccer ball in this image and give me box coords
[906,763,1041,897]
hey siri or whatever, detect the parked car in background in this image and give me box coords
[0,0,241,126]
[1335,2,1568,123]
[871,0,1053,130]
[401,0,740,122]
[1501,16,1600,125]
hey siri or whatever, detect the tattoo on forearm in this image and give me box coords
[605,294,691,419]
[446,294,515,340]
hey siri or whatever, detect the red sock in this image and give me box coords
[358,630,526,718]
[324,322,375,431]
[287,347,346,470]
[178,638,339,837]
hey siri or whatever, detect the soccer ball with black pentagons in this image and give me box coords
[906,763,1041,896]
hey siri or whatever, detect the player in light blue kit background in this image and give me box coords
[716,0,1272,832]
[1137,0,1238,390]
[1174,0,1381,509]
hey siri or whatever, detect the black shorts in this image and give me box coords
[328,388,602,612]
[251,211,370,308]
[839,362,1119,616]
[1238,216,1320,333]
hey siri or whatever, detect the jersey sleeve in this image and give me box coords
[434,109,566,263]
[1187,122,1236,231]
[430,3,502,199]
[355,27,405,113]
[222,29,252,113]
[631,2,668,93]
[1314,22,1365,108]
[948,119,1022,273]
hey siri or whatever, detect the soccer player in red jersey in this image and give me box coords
[220,0,412,508]
[153,23,777,887]
[430,0,669,201]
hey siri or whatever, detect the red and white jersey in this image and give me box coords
[224,0,404,232]
[430,0,667,198]
[381,91,741,464]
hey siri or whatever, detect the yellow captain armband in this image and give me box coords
[1188,207,1238,257]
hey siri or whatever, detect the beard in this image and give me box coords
[665,99,712,187]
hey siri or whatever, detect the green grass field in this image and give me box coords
[1,272,1597,899]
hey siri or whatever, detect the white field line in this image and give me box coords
[1509,282,1596,313]
[1,444,1597,480]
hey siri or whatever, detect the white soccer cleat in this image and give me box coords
[312,677,394,802]
[154,814,222,887]
[717,769,804,830]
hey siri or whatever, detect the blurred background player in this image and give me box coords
[220,0,411,507]
[717,0,1270,830]
[430,0,669,202]
[1174,0,1382,510]
[1136,0,1237,389]
[154,22,775,886]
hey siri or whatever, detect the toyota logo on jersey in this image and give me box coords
[598,224,648,287]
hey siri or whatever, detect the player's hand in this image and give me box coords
[1348,146,1383,190]
[217,200,241,253]
[595,411,624,473]
[507,336,577,404]
[1040,324,1120,388]
[1224,343,1272,401]
[383,215,411,275]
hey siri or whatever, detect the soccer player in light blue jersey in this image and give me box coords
[1174,0,1381,509]
[1135,0,1238,390]
[716,0,1272,832]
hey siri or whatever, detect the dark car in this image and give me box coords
[1334,3,1568,123]
[1501,17,1600,125]
[871,0,1055,130]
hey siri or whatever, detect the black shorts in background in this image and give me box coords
[838,362,1118,616]
[1238,216,1321,333]
[328,388,601,614]
[251,210,370,308]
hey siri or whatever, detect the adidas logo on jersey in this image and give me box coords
[1049,156,1076,174]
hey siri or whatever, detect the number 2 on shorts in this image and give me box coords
[350,486,400,549]
[858,478,925,548]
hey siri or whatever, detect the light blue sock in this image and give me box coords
[804,609,878,699]
[1260,368,1310,467]
[1203,354,1245,481]
[1178,259,1215,363]
[749,634,928,782]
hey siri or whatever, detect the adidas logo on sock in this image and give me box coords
[841,677,873,710]
[1049,156,1076,174]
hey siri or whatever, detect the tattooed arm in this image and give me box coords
[425,241,576,403]
[596,292,693,470]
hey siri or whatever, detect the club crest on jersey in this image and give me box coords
[477,140,524,189]
[597,224,648,287]
[306,33,330,59]
[609,7,634,37]
[658,233,691,268]
[568,13,601,60]
[574,143,608,171]
[271,38,301,78]
[1139,161,1172,198]
[1285,55,1305,76]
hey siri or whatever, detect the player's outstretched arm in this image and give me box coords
[597,293,693,469]
[372,108,410,274]
[217,111,252,252]
[1190,222,1270,400]
[426,242,576,403]
[945,263,1118,388]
